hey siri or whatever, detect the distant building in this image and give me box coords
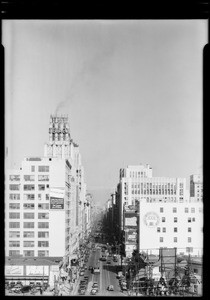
[190,174,203,202]
[5,115,88,263]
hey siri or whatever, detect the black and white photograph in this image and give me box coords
[3,19,206,296]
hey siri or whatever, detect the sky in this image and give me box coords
[3,20,206,206]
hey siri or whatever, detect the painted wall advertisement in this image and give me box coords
[26,266,49,276]
[5,266,24,276]
[50,188,65,209]
[125,216,137,227]
[125,229,137,243]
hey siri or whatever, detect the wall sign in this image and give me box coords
[143,212,160,227]
[50,197,64,209]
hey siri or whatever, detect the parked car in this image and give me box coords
[107,285,114,291]
[90,288,97,295]
[20,285,32,293]
[89,266,93,270]
[107,260,111,264]
[92,282,99,289]
[78,288,86,295]
[80,271,85,276]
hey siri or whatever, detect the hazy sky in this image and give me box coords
[3,20,206,206]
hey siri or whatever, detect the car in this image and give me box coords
[92,282,98,288]
[93,268,100,273]
[84,259,88,262]
[78,289,86,295]
[84,276,89,281]
[20,285,32,293]
[89,266,93,270]
[80,271,85,276]
[107,260,111,264]
[90,289,97,295]
[107,285,114,291]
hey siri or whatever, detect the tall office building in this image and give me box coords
[190,174,203,202]
[5,115,88,260]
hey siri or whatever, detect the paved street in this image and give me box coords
[74,244,127,296]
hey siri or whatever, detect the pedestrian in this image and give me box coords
[40,288,43,295]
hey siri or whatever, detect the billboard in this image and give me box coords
[5,266,23,276]
[125,229,137,243]
[26,266,49,276]
[125,216,137,227]
[50,188,65,209]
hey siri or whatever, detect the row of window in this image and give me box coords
[9,231,49,238]
[160,207,198,213]
[131,190,177,195]
[9,222,49,228]
[8,250,49,257]
[161,217,196,222]
[9,213,49,219]
[9,184,49,191]
[9,174,49,181]
[157,227,192,233]
[9,203,49,209]
[9,241,49,247]
[159,237,192,243]
[9,194,49,201]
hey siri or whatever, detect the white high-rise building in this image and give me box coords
[116,164,203,257]
[5,115,87,259]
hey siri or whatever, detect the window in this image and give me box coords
[9,231,20,238]
[9,250,20,256]
[23,203,34,209]
[9,184,20,191]
[185,207,189,213]
[38,213,49,219]
[188,237,192,243]
[31,166,35,172]
[38,203,49,210]
[157,227,160,232]
[9,194,20,200]
[23,250,34,257]
[192,217,195,222]
[38,194,42,200]
[38,166,49,172]
[188,227,191,232]
[24,213,34,219]
[191,207,195,213]
[160,237,163,242]
[23,222,34,228]
[9,241,20,247]
[24,241,34,247]
[24,184,35,191]
[23,231,35,238]
[9,203,20,209]
[38,241,49,247]
[9,213,20,219]
[38,175,49,181]
[24,175,35,181]
[188,217,191,223]
[173,207,177,213]
[38,232,49,238]
[9,222,20,228]
[160,207,164,213]
[38,222,49,228]
[162,227,166,233]
[9,175,20,181]
[174,237,177,243]
[162,217,165,222]
[174,217,177,223]
[24,194,35,200]
[38,250,49,257]
[174,227,178,232]
[38,185,45,191]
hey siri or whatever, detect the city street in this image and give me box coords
[75,244,127,296]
